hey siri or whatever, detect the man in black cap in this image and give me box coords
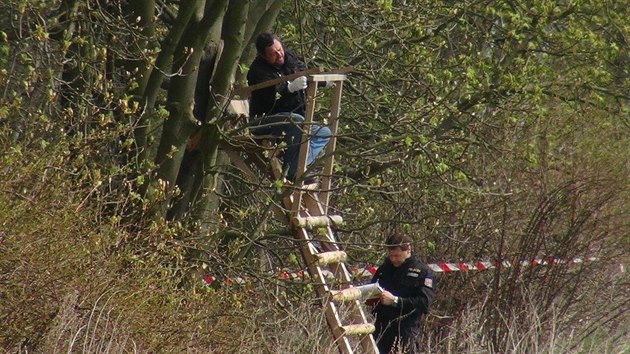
[369,233,435,354]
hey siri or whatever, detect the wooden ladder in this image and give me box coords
[226,71,379,354]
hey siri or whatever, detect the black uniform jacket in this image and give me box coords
[247,48,307,118]
[370,255,435,324]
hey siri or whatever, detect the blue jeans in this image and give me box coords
[249,112,331,180]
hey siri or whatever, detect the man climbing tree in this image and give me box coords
[247,32,331,183]
[369,234,435,354]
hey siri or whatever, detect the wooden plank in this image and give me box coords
[233,67,324,98]
[310,74,347,82]
[232,66,352,98]
[330,66,354,74]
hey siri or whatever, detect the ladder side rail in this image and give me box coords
[295,228,332,295]
[302,192,352,282]
[320,78,344,211]
[296,227,355,354]
[325,302,356,354]
[296,219,377,353]
[295,227,356,353]
[358,321,380,353]
[302,191,379,353]
[290,80,318,216]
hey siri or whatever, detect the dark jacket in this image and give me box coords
[370,255,435,325]
[247,48,307,118]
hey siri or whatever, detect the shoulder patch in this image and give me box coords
[424,277,433,288]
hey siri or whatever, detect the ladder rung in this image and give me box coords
[315,250,347,266]
[341,323,375,336]
[293,215,343,228]
[330,283,382,303]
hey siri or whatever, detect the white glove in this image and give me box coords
[287,76,307,93]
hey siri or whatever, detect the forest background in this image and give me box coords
[0,0,628,353]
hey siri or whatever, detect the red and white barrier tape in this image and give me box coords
[202,256,598,286]
[426,256,599,273]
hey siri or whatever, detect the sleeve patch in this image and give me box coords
[424,278,433,288]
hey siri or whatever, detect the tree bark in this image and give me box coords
[154,0,228,217]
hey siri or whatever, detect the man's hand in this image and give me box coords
[380,289,398,306]
[287,76,307,92]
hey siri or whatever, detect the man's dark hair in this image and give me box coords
[255,32,279,55]
[385,234,412,251]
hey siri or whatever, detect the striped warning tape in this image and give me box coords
[426,256,599,273]
[201,256,598,286]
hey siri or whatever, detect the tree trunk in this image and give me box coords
[154,0,228,217]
